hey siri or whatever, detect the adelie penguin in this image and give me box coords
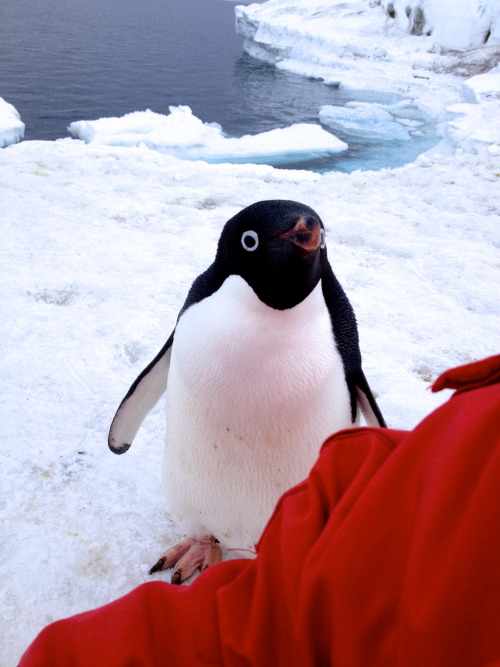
[108,199,386,584]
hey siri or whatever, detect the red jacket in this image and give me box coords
[19,355,500,666]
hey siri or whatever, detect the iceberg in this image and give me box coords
[69,106,347,165]
[0,98,25,148]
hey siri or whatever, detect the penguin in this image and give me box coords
[108,199,385,584]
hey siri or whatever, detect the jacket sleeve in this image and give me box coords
[19,355,500,667]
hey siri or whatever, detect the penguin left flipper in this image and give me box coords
[149,535,222,584]
[108,333,174,454]
[352,369,387,428]
[320,266,386,428]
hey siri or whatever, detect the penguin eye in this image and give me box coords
[241,230,259,252]
[320,228,326,249]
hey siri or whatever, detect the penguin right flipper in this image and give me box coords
[108,265,225,455]
[108,333,174,454]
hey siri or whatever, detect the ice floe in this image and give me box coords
[68,105,347,165]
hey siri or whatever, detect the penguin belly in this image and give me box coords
[163,274,351,553]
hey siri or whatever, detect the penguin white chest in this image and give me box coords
[163,275,350,550]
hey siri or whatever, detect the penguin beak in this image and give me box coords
[280,216,323,251]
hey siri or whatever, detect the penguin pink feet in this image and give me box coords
[149,535,222,584]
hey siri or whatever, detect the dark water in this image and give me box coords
[0,0,437,172]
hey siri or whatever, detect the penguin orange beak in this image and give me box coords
[280,216,323,251]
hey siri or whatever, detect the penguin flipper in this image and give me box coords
[108,334,173,454]
[352,370,386,428]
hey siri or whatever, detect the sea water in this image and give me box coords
[0,0,437,172]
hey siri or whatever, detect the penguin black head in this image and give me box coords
[215,200,327,310]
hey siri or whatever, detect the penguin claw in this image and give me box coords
[148,557,166,575]
[171,571,182,585]
[149,536,222,584]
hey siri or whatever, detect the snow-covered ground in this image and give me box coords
[1,1,500,664]
[2,139,499,666]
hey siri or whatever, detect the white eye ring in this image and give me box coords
[241,230,259,252]
[320,228,326,249]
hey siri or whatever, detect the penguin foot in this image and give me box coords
[149,535,221,584]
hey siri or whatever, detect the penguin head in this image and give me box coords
[216,200,327,310]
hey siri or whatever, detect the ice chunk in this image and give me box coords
[462,64,500,104]
[441,102,500,155]
[0,98,25,148]
[69,107,222,149]
[319,102,413,142]
[436,65,500,156]
[69,106,347,165]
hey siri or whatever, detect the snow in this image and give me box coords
[69,105,347,165]
[0,97,25,148]
[1,1,500,665]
